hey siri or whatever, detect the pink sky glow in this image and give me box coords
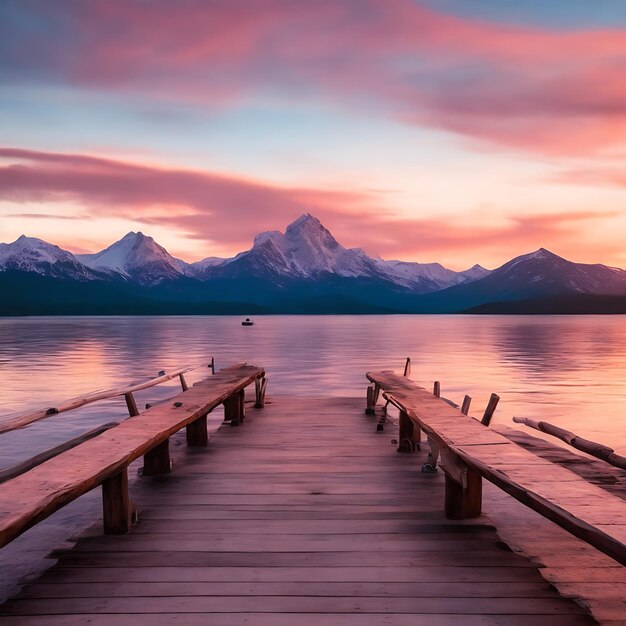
[1,1,626,269]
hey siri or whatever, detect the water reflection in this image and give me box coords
[1,315,625,467]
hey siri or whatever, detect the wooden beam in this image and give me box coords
[0,361,214,435]
[142,439,171,476]
[433,381,441,398]
[0,422,118,485]
[513,416,626,470]
[102,470,132,534]
[186,415,208,447]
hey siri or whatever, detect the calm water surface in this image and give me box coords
[0,315,625,598]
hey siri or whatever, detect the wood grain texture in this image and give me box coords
[0,395,593,623]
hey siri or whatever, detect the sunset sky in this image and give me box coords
[1,0,626,269]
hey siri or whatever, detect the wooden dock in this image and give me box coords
[0,395,597,625]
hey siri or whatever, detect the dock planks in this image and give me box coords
[0,396,595,624]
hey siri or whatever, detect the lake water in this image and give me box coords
[1,314,626,599]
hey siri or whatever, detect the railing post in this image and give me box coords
[461,395,472,415]
[143,439,171,475]
[186,415,208,446]
[179,373,188,392]
[124,392,139,417]
[102,469,132,534]
[481,393,500,426]
[403,358,411,377]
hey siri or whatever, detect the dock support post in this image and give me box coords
[398,410,420,452]
[143,439,171,475]
[224,389,245,424]
[444,469,482,519]
[102,469,132,534]
[366,384,380,415]
[365,385,376,415]
[186,414,208,446]
[255,377,267,408]
[433,381,441,398]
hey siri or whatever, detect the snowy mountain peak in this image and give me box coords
[0,235,97,280]
[284,213,339,250]
[77,232,189,284]
[522,248,559,261]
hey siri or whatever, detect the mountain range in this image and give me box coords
[2,213,626,315]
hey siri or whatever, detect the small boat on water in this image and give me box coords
[241,318,254,326]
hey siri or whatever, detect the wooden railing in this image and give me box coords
[0,363,266,547]
[513,416,626,470]
[366,365,626,566]
[0,358,215,434]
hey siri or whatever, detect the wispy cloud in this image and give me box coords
[2,1,626,156]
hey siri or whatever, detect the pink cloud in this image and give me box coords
[0,147,621,267]
[3,1,626,155]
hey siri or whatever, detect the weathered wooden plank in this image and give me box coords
[17,580,559,599]
[68,535,513,553]
[0,364,264,548]
[0,596,588,615]
[0,613,596,626]
[46,551,541,568]
[34,565,549,584]
[128,520,498,534]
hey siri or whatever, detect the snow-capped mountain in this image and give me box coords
[375,258,490,290]
[195,214,486,293]
[4,215,626,314]
[486,248,626,297]
[77,232,190,285]
[0,235,100,281]
[417,247,626,312]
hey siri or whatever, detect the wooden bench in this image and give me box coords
[366,370,626,567]
[0,363,266,548]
